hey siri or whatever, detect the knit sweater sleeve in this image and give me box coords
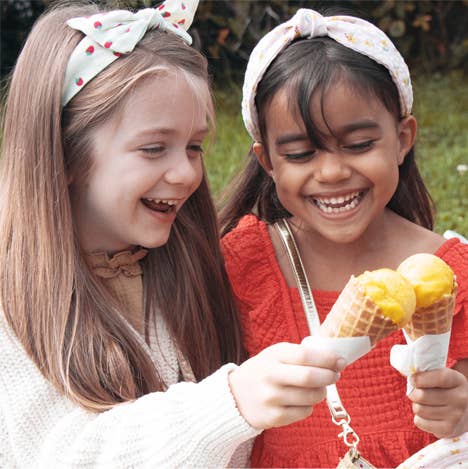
[0,315,259,468]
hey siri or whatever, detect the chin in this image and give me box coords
[322,229,364,245]
[139,234,172,249]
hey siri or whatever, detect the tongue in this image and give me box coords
[143,199,171,212]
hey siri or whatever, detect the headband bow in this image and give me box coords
[242,9,413,141]
[62,0,199,106]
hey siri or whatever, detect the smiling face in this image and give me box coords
[254,79,416,245]
[70,70,209,253]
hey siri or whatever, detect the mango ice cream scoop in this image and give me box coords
[319,269,416,346]
[397,253,456,340]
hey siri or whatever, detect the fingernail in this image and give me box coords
[336,358,346,371]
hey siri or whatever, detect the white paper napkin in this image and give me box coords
[390,330,451,394]
[302,335,372,366]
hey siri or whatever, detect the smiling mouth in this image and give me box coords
[141,198,177,213]
[312,190,366,214]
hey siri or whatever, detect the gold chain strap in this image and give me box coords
[274,218,361,458]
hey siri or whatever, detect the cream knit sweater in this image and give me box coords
[0,251,258,468]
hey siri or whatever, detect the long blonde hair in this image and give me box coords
[0,1,245,412]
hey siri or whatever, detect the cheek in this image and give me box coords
[273,165,305,192]
[192,159,204,191]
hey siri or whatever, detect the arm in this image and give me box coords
[0,319,257,468]
[409,358,468,438]
[2,317,341,468]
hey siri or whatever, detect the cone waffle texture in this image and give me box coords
[404,283,457,341]
[319,276,399,347]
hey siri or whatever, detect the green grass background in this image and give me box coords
[206,72,467,236]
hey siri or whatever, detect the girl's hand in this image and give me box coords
[228,342,345,430]
[409,367,468,438]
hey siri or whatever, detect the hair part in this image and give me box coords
[1,1,244,412]
[221,36,434,235]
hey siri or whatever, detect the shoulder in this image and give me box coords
[222,214,265,242]
[437,239,468,314]
[221,215,270,266]
[221,215,282,305]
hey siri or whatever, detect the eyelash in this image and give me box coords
[284,140,375,161]
[140,145,204,157]
[284,151,316,162]
[343,140,375,151]
[141,146,163,155]
[187,145,204,156]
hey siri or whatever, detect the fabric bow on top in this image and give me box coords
[62,0,199,106]
[242,9,413,141]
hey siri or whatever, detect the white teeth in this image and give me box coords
[313,192,361,214]
[145,198,177,206]
[315,191,360,205]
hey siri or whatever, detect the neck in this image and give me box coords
[289,209,399,290]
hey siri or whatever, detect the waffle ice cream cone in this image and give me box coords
[403,290,456,340]
[319,273,414,347]
[397,253,457,341]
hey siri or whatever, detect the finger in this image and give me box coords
[409,387,448,405]
[270,342,344,371]
[275,385,327,407]
[411,368,465,389]
[274,363,339,388]
[409,386,466,407]
[412,402,447,421]
[413,415,455,439]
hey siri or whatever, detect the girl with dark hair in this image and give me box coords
[221,8,468,468]
[0,1,345,467]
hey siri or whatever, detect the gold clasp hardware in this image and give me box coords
[329,402,350,424]
[338,421,360,450]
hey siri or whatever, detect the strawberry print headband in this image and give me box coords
[242,9,413,141]
[62,0,199,106]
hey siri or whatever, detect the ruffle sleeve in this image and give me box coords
[221,215,304,355]
[437,239,468,365]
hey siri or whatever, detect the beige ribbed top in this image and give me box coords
[86,247,195,383]
[87,248,148,333]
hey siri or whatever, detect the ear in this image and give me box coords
[397,115,417,165]
[252,142,274,179]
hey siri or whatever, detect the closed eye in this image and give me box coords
[343,140,375,152]
[141,146,164,155]
[284,150,316,162]
[187,144,204,156]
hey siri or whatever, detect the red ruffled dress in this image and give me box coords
[222,215,468,468]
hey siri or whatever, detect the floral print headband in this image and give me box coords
[62,0,199,107]
[242,9,413,141]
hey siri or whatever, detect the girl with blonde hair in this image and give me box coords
[0,1,344,467]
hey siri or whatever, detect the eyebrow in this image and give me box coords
[338,120,380,134]
[134,126,209,138]
[275,133,309,146]
[275,120,380,146]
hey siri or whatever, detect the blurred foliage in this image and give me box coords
[1,0,467,81]
[206,72,468,235]
[193,0,468,83]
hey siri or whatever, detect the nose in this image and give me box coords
[164,152,201,187]
[314,152,352,183]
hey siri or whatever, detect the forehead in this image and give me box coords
[111,71,210,132]
[264,79,394,138]
[88,71,211,150]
